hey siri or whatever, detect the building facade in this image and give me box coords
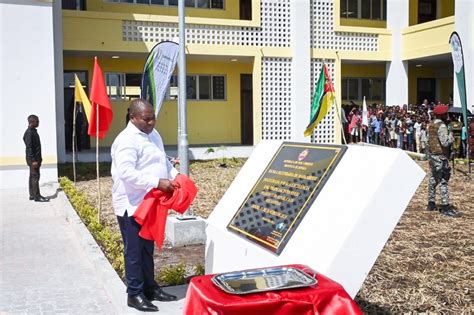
[1,0,473,188]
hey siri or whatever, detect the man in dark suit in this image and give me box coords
[23,115,48,202]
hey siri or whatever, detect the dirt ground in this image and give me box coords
[73,158,473,313]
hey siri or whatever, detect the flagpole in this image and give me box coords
[178,0,193,219]
[333,97,347,145]
[96,102,101,223]
[72,100,77,183]
[326,61,347,145]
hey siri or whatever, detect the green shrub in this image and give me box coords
[158,263,187,286]
[59,177,124,277]
[60,176,204,286]
[194,263,205,276]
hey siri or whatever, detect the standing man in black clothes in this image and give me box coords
[23,115,49,202]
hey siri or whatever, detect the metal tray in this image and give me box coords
[211,266,317,295]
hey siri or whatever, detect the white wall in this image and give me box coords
[0,1,58,188]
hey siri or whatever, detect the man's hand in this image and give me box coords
[158,178,180,193]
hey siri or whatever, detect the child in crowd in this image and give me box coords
[420,122,428,154]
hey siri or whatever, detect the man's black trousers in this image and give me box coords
[28,164,40,198]
[117,211,158,297]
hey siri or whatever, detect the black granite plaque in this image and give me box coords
[227,142,347,255]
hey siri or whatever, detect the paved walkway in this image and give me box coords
[0,182,187,314]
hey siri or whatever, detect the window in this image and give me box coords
[104,0,224,9]
[347,79,359,100]
[62,0,86,10]
[340,0,386,20]
[212,75,225,100]
[186,76,197,99]
[106,73,125,100]
[125,74,142,99]
[64,71,87,88]
[342,77,386,101]
[199,75,211,99]
[105,72,226,101]
[105,73,142,100]
[418,0,437,23]
[168,74,226,101]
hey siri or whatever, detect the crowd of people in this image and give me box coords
[341,99,471,159]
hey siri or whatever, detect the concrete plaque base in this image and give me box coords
[166,216,206,247]
[205,140,425,297]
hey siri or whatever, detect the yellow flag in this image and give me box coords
[74,74,92,123]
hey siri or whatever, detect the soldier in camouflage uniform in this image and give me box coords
[426,105,459,217]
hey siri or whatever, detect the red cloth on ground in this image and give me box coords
[133,174,198,249]
[183,264,362,315]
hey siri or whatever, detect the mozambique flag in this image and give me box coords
[304,64,335,137]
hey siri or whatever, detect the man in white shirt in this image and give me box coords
[413,118,422,153]
[111,99,180,312]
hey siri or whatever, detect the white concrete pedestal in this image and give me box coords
[205,140,425,297]
[165,216,206,247]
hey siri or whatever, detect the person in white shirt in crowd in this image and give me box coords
[414,118,422,153]
[111,99,180,312]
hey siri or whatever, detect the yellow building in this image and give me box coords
[56,0,474,161]
[1,0,472,186]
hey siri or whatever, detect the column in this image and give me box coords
[385,0,409,106]
[53,0,66,162]
[290,0,311,142]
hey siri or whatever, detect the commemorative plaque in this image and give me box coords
[227,142,346,255]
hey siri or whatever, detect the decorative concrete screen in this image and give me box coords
[310,0,378,51]
[262,57,292,140]
[122,0,381,145]
[123,0,291,47]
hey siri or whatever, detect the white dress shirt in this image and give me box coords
[111,122,178,216]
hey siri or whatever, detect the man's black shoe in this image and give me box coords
[127,295,158,312]
[29,196,35,200]
[34,196,49,202]
[426,201,436,211]
[439,205,460,217]
[145,287,178,302]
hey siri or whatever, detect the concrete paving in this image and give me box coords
[0,182,188,314]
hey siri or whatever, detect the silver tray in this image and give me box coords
[211,266,317,295]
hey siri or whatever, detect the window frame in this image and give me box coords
[166,74,227,101]
[340,0,386,21]
[105,72,125,100]
[103,0,225,9]
[341,77,386,102]
[105,72,144,100]
[63,70,88,89]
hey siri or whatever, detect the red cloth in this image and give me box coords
[89,57,113,139]
[133,174,198,249]
[183,264,362,315]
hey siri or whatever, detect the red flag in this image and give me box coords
[88,57,113,139]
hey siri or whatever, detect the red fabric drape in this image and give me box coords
[133,174,198,249]
[183,264,362,315]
